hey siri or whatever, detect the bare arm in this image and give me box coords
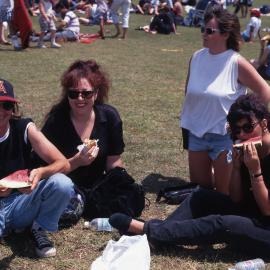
[28,123,70,189]
[238,56,270,103]
[243,143,270,215]
[229,149,244,202]
[258,40,270,66]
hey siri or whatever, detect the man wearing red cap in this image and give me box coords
[0,79,74,258]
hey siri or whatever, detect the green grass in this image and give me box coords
[0,1,270,269]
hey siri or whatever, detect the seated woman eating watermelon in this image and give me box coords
[109,93,270,255]
[0,79,74,258]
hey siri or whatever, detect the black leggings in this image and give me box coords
[257,65,270,81]
[144,188,270,251]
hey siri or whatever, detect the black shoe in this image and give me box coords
[109,213,132,233]
[31,228,56,258]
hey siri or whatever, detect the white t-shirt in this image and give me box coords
[243,16,261,39]
[180,48,247,138]
[64,11,80,34]
[41,0,54,17]
[0,0,14,9]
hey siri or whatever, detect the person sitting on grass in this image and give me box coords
[42,0,80,42]
[0,79,73,258]
[110,93,270,255]
[138,6,178,34]
[38,59,144,221]
[79,0,110,39]
[241,8,261,43]
[250,35,270,81]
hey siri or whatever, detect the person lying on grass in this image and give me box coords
[109,93,270,256]
[0,79,73,258]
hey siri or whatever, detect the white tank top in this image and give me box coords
[180,48,247,138]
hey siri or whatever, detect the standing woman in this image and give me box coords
[180,5,270,194]
[110,0,131,39]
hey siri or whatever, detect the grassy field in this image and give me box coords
[0,1,270,269]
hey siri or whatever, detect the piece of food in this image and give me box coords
[233,136,262,150]
[83,139,98,149]
[0,169,31,188]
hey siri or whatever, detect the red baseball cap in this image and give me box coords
[0,79,19,103]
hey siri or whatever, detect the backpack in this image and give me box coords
[82,167,145,219]
[156,182,198,205]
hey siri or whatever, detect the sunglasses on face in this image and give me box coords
[231,122,259,135]
[0,102,15,111]
[68,89,96,100]
[200,26,220,35]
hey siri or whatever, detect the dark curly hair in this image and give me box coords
[44,59,110,122]
[227,94,270,140]
[204,5,242,52]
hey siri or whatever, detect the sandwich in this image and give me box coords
[83,139,98,150]
[77,139,99,155]
[233,136,262,151]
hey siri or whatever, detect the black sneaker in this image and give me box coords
[31,228,56,258]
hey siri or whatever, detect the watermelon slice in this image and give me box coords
[0,169,31,188]
[233,136,262,150]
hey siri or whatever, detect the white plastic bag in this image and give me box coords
[91,234,151,270]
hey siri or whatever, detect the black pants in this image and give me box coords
[144,188,270,251]
[257,66,270,81]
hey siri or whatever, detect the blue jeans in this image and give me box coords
[0,173,74,236]
[143,188,270,252]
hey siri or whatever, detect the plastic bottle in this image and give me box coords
[84,218,114,232]
[228,258,265,270]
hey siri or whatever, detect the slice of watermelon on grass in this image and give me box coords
[0,169,31,188]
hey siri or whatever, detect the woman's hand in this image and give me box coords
[232,148,242,169]
[0,186,12,197]
[243,143,261,175]
[74,146,100,167]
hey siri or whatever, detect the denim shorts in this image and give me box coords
[188,132,233,161]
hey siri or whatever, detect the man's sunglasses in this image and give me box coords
[0,102,15,111]
[231,122,259,135]
[68,89,96,99]
[200,26,220,35]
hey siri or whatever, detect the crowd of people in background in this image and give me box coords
[0,0,268,48]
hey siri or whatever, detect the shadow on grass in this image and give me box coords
[142,173,189,194]
[151,243,270,264]
[0,231,36,268]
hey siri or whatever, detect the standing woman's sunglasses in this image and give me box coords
[0,102,15,111]
[68,89,96,99]
[200,26,220,35]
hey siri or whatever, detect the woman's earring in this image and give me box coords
[263,127,269,134]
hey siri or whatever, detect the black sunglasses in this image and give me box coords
[68,89,96,100]
[200,26,220,35]
[231,122,259,135]
[0,102,15,111]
